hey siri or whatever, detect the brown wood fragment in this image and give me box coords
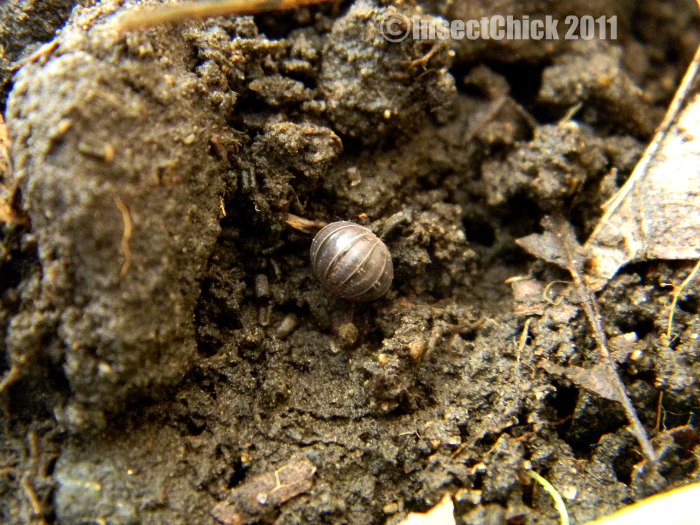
[212,459,316,525]
[285,213,326,233]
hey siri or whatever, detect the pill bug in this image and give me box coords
[310,221,393,301]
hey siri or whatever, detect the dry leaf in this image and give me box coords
[584,45,700,290]
[397,494,455,525]
[541,361,623,403]
[516,216,585,272]
[510,278,547,316]
[583,482,700,525]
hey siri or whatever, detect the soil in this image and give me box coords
[1,0,699,524]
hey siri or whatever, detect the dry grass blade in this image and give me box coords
[517,216,657,463]
[527,470,570,525]
[115,0,334,31]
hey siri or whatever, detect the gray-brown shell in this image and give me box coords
[310,221,393,301]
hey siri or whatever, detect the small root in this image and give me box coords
[114,195,133,277]
[408,44,441,68]
[654,391,665,433]
[21,475,47,525]
[666,259,700,341]
[542,280,571,305]
[527,470,570,525]
[0,360,23,394]
[11,41,60,70]
[517,317,533,365]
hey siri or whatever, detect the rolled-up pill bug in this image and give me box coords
[310,221,393,301]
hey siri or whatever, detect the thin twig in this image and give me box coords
[563,235,657,462]
[408,44,441,68]
[558,102,583,125]
[517,218,658,462]
[115,0,333,31]
[11,41,60,70]
[572,276,657,461]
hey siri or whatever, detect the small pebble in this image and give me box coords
[276,314,299,340]
[255,274,270,298]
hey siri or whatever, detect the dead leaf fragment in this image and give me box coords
[0,114,25,225]
[516,217,585,271]
[397,494,455,525]
[285,212,326,233]
[511,278,546,316]
[584,44,700,290]
[583,482,700,525]
[212,458,316,525]
[541,362,623,403]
